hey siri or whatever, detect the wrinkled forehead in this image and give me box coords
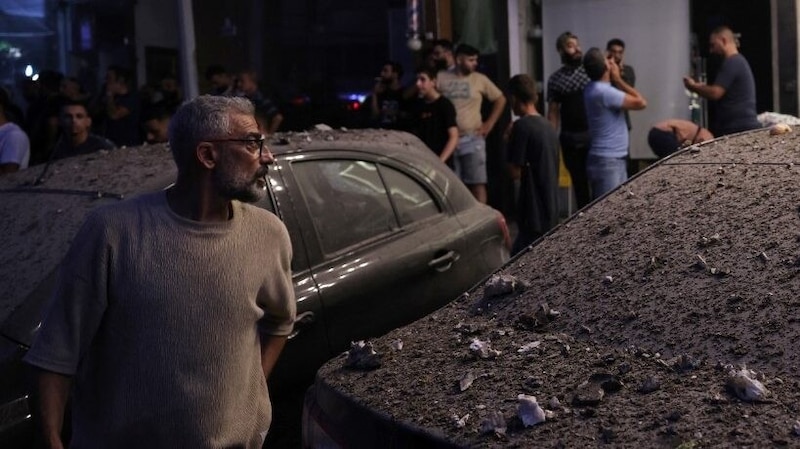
[229,112,259,134]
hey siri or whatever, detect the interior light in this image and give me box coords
[32,73,39,81]
[24,65,33,77]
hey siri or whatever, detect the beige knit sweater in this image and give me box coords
[25,191,296,448]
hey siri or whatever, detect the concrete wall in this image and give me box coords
[542,0,691,159]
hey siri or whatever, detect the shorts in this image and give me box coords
[453,135,487,185]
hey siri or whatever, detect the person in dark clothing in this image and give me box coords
[547,31,591,209]
[51,100,116,160]
[409,67,458,167]
[507,74,560,255]
[205,64,234,96]
[101,65,141,147]
[683,26,761,136]
[234,69,283,134]
[368,61,408,130]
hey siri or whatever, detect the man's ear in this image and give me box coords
[196,142,217,169]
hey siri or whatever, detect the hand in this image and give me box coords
[607,58,621,81]
[373,80,385,95]
[682,76,697,90]
[479,122,492,137]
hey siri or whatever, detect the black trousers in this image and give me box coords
[560,131,591,210]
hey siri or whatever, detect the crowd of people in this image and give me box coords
[0,64,287,177]
[11,23,765,448]
[379,26,759,254]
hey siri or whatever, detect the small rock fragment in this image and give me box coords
[517,394,546,427]
[483,274,526,298]
[770,123,792,135]
[792,420,800,436]
[518,341,542,353]
[758,251,770,262]
[479,411,507,437]
[391,339,403,351]
[548,396,561,410]
[344,340,382,370]
[727,368,769,402]
[674,354,701,372]
[603,275,614,284]
[572,380,605,406]
[639,376,661,394]
[453,413,470,428]
[459,371,477,392]
[469,338,501,359]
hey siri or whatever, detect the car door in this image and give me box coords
[256,169,330,390]
[279,151,476,355]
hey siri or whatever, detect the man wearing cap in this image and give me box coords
[582,47,647,199]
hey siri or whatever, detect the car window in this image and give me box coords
[292,160,398,255]
[380,165,441,226]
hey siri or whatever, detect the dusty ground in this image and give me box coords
[318,127,800,447]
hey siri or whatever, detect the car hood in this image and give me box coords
[311,126,800,446]
[0,145,176,344]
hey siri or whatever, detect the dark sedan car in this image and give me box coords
[0,128,509,446]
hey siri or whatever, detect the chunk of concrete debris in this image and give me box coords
[727,367,769,402]
[770,123,792,135]
[483,274,527,298]
[469,338,501,360]
[517,394,547,427]
[344,340,382,371]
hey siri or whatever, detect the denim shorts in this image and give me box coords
[453,135,487,184]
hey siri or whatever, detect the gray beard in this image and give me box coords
[212,163,268,203]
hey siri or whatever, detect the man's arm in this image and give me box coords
[611,62,646,110]
[479,95,507,137]
[33,369,71,449]
[683,77,725,101]
[260,335,288,380]
[440,126,459,163]
[547,101,560,131]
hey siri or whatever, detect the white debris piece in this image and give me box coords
[391,339,403,351]
[517,394,547,427]
[469,338,501,359]
[518,341,542,353]
[727,367,769,402]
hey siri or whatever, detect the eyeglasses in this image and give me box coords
[205,134,266,158]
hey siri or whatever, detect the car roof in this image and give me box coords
[314,126,800,445]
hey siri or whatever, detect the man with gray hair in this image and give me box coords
[26,95,296,448]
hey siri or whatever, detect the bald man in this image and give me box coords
[648,119,713,158]
[683,26,760,136]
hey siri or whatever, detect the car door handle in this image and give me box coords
[428,250,460,272]
[288,311,315,340]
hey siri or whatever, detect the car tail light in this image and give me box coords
[301,391,343,449]
[495,211,511,250]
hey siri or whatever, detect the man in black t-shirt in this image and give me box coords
[409,67,458,168]
[368,61,408,129]
[508,74,560,254]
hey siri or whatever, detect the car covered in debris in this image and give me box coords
[0,128,510,446]
[302,125,800,448]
